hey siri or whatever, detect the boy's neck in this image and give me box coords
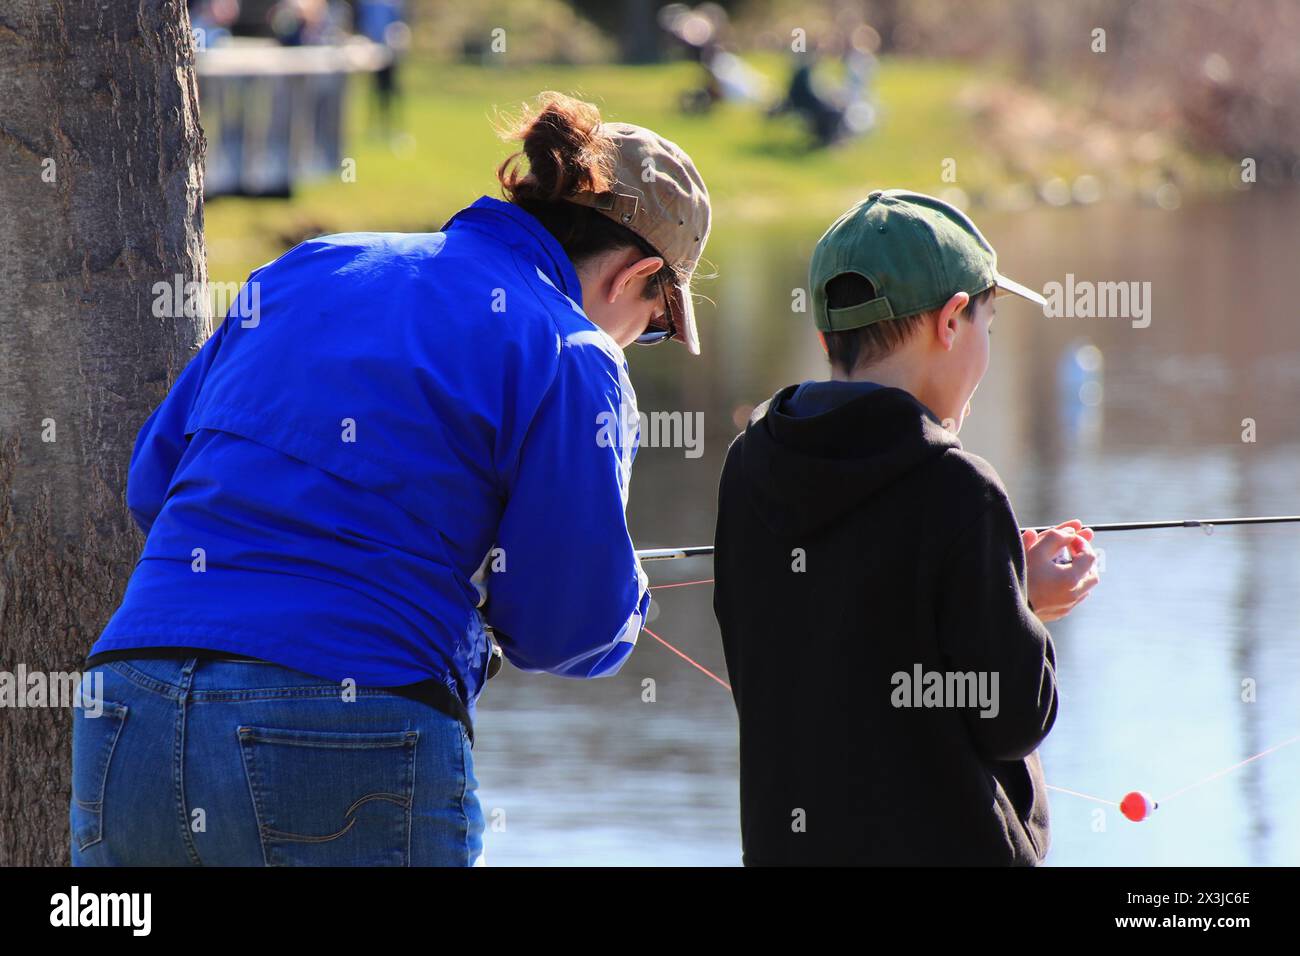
[830,359,925,399]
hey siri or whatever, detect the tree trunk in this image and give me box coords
[0,0,207,865]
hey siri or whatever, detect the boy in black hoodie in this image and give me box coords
[713,189,1100,866]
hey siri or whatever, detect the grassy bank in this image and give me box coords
[203,55,1230,288]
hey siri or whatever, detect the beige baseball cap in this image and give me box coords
[566,123,711,355]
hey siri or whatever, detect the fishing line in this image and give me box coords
[1043,785,1117,807]
[642,564,1300,823]
[1157,733,1300,803]
[643,626,731,690]
[650,578,715,590]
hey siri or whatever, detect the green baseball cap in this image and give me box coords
[810,189,1046,332]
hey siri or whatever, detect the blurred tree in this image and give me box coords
[571,0,743,64]
[617,0,661,64]
[420,0,614,64]
[0,0,208,864]
[869,0,903,53]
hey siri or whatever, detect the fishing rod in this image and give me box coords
[635,514,1300,561]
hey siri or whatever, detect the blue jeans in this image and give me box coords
[70,656,484,866]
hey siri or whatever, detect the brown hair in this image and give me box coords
[496,92,684,296]
[498,92,615,202]
[822,272,995,374]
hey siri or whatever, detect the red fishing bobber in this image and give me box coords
[1120,791,1157,822]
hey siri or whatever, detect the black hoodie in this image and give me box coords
[712,382,1058,866]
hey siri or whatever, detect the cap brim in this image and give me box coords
[668,281,700,355]
[994,273,1047,310]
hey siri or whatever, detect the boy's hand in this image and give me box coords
[1020,519,1099,623]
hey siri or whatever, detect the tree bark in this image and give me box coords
[0,0,207,865]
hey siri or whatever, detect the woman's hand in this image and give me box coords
[1021,519,1099,623]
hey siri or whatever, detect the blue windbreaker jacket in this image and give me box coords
[89,196,651,717]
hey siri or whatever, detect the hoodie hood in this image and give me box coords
[740,384,961,538]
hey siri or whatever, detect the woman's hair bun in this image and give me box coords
[497,92,616,203]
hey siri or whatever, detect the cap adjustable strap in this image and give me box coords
[571,188,641,224]
[826,295,894,331]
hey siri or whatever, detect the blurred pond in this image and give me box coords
[474,189,1300,866]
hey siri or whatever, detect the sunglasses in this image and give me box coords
[634,278,677,346]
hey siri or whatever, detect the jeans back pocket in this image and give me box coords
[237,725,418,866]
[70,701,129,852]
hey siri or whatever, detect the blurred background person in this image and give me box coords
[190,0,242,47]
[356,0,410,141]
[660,2,768,113]
[269,0,346,45]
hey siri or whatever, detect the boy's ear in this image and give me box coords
[935,291,970,349]
[939,290,970,321]
[817,331,828,355]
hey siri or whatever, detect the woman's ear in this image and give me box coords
[609,253,664,304]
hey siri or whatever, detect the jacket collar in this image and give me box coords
[741,383,961,538]
[441,196,584,307]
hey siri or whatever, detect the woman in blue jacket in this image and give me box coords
[70,92,712,866]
